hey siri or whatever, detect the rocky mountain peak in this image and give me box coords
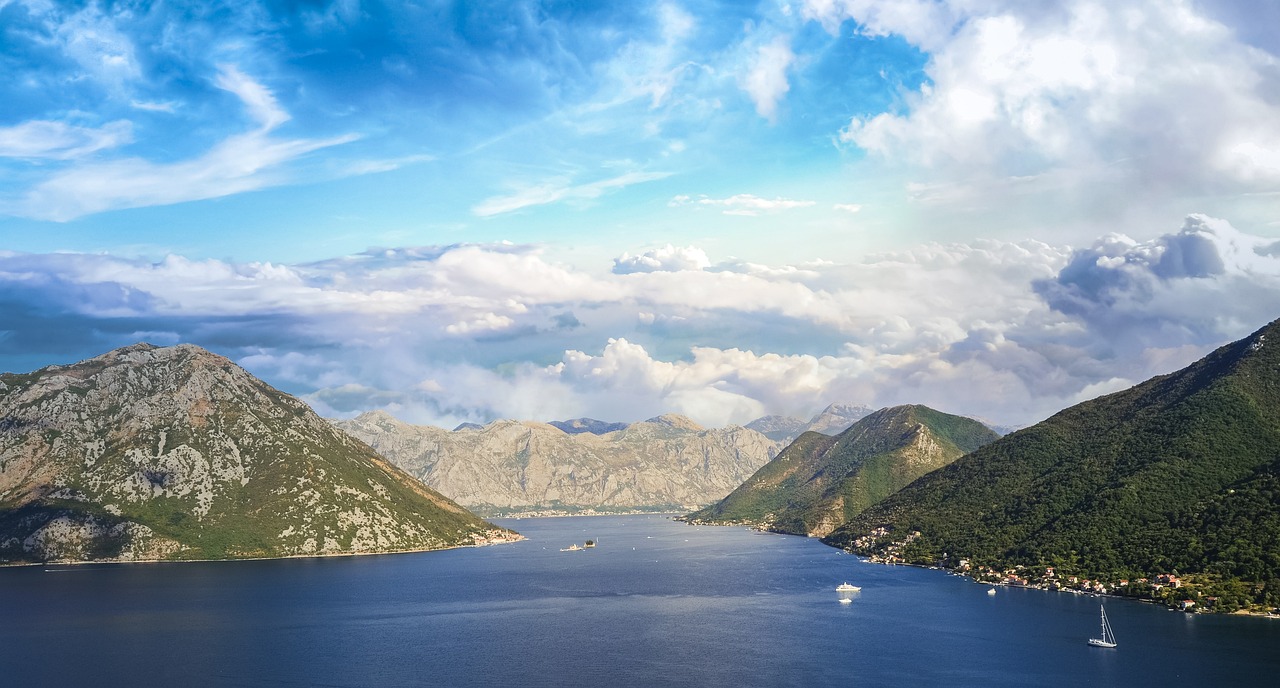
[1,343,513,563]
[334,410,782,515]
[643,413,706,432]
[803,402,874,436]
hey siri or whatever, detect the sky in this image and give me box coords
[2,0,1279,429]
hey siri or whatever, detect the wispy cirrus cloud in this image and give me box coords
[669,193,816,216]
[6,66,358,222]
[0,120,133,160]
[472,170,671,217]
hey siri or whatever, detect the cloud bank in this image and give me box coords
[2,215,1275,429]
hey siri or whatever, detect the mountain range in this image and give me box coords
[0,343,513,564]
[334,411,783,515]
[743,402,874,442]
[687,405,998,536]
[824,318,1280,611]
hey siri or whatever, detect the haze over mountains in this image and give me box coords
[0,344,512,564]
[334,411,783,515]
[332,402,877,516]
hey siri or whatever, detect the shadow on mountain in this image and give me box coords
[0,501,133,563]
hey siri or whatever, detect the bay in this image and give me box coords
[2,514,1277,687]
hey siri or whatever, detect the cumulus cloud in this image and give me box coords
[1034,214,1280,345]
[810,0,1280,216]
[613,244,711,274]
[3,215,1276,428]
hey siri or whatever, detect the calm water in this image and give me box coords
[2,515,1278,687]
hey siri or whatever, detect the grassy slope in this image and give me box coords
[688,405,998,535]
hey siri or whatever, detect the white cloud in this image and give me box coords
[1034,214,1280,343]
[4,215,1276,428]
[613,244,711,274]
[670,193,816,216]
[7,66,358,221]
[815,0,1280,213]
[472,170,670,217]
[214,64,290,130]
[742,35,795,122]
[0,120,133,160]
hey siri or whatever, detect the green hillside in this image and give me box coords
[686,405,998,536]
[824,318,1280,612]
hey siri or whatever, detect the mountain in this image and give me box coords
[744,403,874,443]
[804,402,874,435]
[333,411,782,515]
[0,344,514,564]
[744,415,809,442]
[824,318,1280,611]
[687,405,998,536]
[548,418,630,435]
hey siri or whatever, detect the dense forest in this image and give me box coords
[824,319,1280,612]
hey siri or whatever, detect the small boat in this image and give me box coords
[987,587,997,596]
[838,598,852,604]
[1088,604,1118,648]
[836,582,861,592]
[560,544,582,552]
[584,539,596,548]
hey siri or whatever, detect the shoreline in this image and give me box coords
[487,508,691,519]
[685,519,1280,618]
[0,530,525,569]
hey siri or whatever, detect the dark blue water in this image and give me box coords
[2,515,1278,687]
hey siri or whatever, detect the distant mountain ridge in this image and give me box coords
[333,411,782,515]
[744,402,874,442]
[0,344,513,564]
[548,418,630,435]
[824,318,1280,612]
[688,405,998,536]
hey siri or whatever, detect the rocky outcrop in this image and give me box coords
[0,343,514,564]
[333,411,783,515]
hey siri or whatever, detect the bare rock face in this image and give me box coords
[0,343,514,564]
[333,411,784,514]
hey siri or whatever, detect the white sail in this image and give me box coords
[1088,605,1117,648]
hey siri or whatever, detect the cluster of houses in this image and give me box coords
[951,561,1208,609]
[845,529,1212,611]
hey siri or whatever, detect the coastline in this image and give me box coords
[682,518,1280,617]
[0,529,525,569]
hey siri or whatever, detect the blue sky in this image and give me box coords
[2,0,1280,428]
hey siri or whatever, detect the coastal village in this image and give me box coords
[847,528,1277,615]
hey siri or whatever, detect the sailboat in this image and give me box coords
[1087,604,1117,648]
